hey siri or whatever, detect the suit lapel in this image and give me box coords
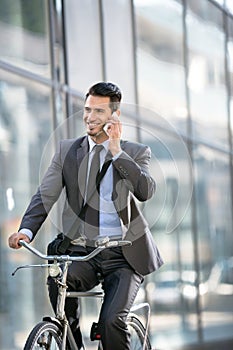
[76,136,89,208]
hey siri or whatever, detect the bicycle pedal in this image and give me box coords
[90,322,101,341]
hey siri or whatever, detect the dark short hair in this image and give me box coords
[85,82,122,112]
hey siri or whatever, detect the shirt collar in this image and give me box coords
[87,136,109,153]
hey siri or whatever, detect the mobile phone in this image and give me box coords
[103,123,111,135]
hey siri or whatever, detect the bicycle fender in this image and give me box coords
[42,316,63,331]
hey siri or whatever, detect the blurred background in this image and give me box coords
[0,0,233,349]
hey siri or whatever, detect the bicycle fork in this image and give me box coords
[54,261,80,350]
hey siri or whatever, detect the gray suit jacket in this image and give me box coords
[20,136,163,275]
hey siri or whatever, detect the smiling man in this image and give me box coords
[8,82,163,350]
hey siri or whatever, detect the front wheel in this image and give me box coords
[127,314,152,350]
[23,321,62,350]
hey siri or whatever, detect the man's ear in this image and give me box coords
[115,109,120,117]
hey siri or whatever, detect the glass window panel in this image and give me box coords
[0,70,54,349]
[226,0,233,14]
[193,145,233,342]
[134,0,187,135]
[186,1,228,149]
[64,0,103,93]
[0,0,50,77]
[138,109,198,348]
[228,18,233,140]
[214,0,225,5]
[102,0,136,104]
[66,95,85,139]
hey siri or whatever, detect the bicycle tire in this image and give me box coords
[127,314,152,350]
[23,321,62,350]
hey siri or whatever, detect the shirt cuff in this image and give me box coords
[112,150,123,161]
[19,228,33,241]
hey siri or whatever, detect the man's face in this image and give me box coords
[83,95,112,137]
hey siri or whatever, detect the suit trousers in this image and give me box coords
[47,246,143,350]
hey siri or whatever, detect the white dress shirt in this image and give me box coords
[87,137,123,238]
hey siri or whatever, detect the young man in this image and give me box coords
[9,82,163,350]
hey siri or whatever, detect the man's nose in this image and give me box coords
[86,117,96,125]
[86,111,96,122]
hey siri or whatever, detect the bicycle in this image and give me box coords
[12,238,152,350]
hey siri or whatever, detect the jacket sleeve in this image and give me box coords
[112,144,156,202]
[19,144,64,239]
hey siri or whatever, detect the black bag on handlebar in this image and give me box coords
[47,233,70,255]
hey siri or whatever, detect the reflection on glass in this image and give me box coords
[228,18,233,139]
[0,70,53,349]
[139,117,197,348]
[64,0,103,93]
[193,146,233,341]
[226,0,233,14]
[135,0,187,135]
[214,0,224,5]
[186,1,228,148]
[0,0,50,77]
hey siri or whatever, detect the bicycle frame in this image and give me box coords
[12,239,151,350]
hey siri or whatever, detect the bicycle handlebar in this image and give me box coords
[18,238,132,262]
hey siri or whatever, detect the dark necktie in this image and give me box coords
[84,145,103,238]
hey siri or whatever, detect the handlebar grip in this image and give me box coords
[119,240,132,247]
[18,240,49,260]
[19,239,29,248]
[105,240,132,248]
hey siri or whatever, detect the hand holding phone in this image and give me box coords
[103,112,119,136]
[105,112,122,156]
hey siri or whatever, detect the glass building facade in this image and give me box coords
[0,0,233,349]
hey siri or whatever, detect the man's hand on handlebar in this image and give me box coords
[8,232,30,249]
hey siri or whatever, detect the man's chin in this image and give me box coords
[87,130,98,136]
[87,129,103,137]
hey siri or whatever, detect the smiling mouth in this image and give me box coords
[88,123,99,126]
[87,122,103,129]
